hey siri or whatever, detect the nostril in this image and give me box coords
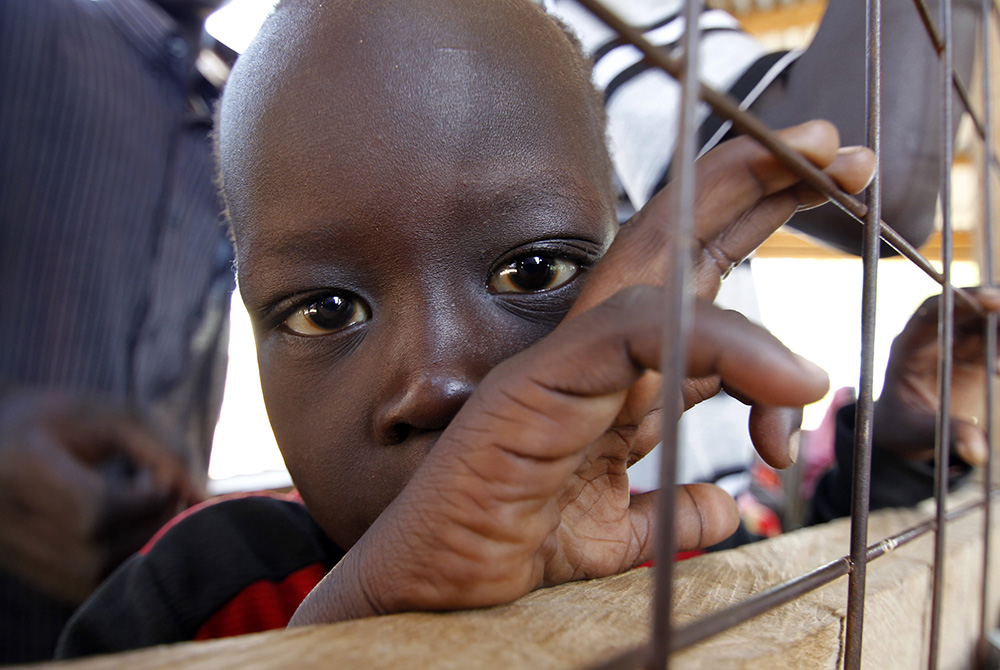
[374,374,477,446]
[388,423,411,444]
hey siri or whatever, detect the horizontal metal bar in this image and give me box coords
[586,491,998,670]
[673,559,852,650]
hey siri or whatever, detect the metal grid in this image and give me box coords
[571,0,1000,667]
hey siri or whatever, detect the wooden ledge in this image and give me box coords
[23,489,998,670]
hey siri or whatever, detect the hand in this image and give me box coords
[0,391,200,604]
[873,287,1000,467]
[290,287,829,625]
[566,120,875,469]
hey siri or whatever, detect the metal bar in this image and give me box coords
[844,0,883,665]
[977,1,997,664]
[953,72,987,141]
[909,0,993,145]
[648,0,702,667]
[928,0,957,665]
[912,0,948,50]
[588,494,998,670]
[572,0,986,318]
[672,559,852,651]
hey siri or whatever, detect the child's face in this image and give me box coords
[220,0,616,550]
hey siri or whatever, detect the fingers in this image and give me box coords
[44,396,203,506]
[687,304,829,408]
[568,121,875,324]
[0,430,107,602]
[627,484,740,564]
[748,405,804,469]
[790,145,877,210]
[459,289,827,476]
[568,122,852,318]
[952,418,988,467]
[686,120,842,243]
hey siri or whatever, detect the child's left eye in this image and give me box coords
[489,255,579,294]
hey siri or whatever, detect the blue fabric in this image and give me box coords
[0,0,234,661]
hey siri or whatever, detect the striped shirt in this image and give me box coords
[0,0,233,473]
[0,0,232,661]
[543,0,800,212]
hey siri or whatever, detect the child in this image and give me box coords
[56,0,875,656]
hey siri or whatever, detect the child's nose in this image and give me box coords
[373,372,476,445]
[371,297,497,445]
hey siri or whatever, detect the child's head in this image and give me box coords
[218,0,617,550]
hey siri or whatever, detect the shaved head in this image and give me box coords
[217,0,611,257]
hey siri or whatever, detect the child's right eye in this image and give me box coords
[283,293,370,336]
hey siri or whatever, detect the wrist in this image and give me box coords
[288,547,384,627]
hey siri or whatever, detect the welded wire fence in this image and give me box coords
[574,0,1000,668]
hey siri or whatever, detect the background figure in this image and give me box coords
[0,0,231,662]
[545,0,976,531]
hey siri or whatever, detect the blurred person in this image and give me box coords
[0,0,231,662]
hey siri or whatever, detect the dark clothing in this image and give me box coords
[57,495,343,659]
[0,0,233,662]
[0,0,233,466]
[809,403,973,525]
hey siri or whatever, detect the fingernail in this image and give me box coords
[837,145,867,155]
[788,431,801,465]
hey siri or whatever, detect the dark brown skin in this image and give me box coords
[218,0,874,625]
[873,287,1000,467]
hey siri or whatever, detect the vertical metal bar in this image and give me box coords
[978,1,997,665]
[844,1,883,667]
[649,1,701,667]
[928,0,956,666]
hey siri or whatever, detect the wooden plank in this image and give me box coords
[755,228,977,261]
[725,1,827,35]
[20,492,997,670]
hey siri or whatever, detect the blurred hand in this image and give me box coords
[0,391,200,604]
[873,287,1000,467]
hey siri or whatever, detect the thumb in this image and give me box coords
[627,483,740,562]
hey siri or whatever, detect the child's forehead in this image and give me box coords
[219,0,611,257]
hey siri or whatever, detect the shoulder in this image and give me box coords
[56,493,342,659]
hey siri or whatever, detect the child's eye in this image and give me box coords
[489,255,580,294]
[283,293,370,336]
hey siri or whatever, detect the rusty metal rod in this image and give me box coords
[910,0,1000,175]
[953,72,985,139]
[977,0,997,664]
[572,0,985,318]
[928,0,957,666]
[646,0,703,666]
[844,0,883,666]
[907,0,992,144]
[912,0,947,49]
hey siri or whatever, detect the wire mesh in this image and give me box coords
[570,0,1000,668]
